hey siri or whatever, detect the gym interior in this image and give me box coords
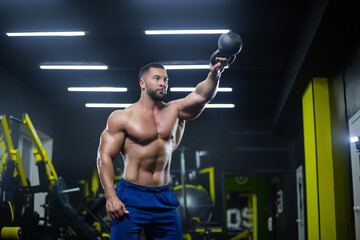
[0,1,359,239]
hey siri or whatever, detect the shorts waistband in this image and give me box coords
[119,178,170,193]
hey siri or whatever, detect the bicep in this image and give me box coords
[177,92,207,121]
[98,129,125,160]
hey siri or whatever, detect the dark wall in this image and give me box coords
[344,46,360,119]
[273,96,304,240]
[327,44,360,240]
[0,65,56,147]
[328,72,355,240]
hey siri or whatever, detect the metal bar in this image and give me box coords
[180,148,188,222]
[62,187,80,194]
[9,116,23,124]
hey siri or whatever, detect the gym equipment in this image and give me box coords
[174,148,217,237]
[173,149,224,239]
[1,113,109,239]
[0,202,14,224]
[0,227,22,240]
[76,170,111,235]
[9,114,80,209]
[0,201,21,240]
[173,184,214,226]
[0,115,28,187]
[0,115,27,239]
[10,114,58,189]
[53,177,80,208]
[210,32,243,66]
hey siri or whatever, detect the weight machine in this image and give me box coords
[0,115,23,239]
[0,113,109,239]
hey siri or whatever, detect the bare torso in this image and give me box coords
[120,102,184,187]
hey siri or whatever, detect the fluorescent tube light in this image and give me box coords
[164,65,209,70]
[205,104,235,108]
[85,103,132,108]
[40,65,108,70]
[86,103,234,109]
[68,87,127,92]
[350,136,360,143]
[170,87,232,92]
[145,29,230,35]
[6,31,86,37]
[164,65,229,70]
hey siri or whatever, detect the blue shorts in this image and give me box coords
[110,178,182,240]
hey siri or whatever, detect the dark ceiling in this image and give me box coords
[0,0,314,129]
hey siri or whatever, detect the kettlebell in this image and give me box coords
[210,32,243,66]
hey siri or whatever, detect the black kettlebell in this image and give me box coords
[210,32,243,66]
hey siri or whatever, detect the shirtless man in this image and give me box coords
[96,58,228,240]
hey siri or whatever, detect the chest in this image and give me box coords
[126,109,179,143]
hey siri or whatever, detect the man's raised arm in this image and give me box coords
[177,58,228,120]
[96,110,129,218]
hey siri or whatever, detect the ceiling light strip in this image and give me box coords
[145,29,230,35]
[68,87,127,92]
[6,31,86,37]
[85,103,234,108]
[40,65,108,70]
[164,65,209,70]
[170,87,232,92]
[164,65,229,70]
[86,103,132,108]
[205,104,235,108]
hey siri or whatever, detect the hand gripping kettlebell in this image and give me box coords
[210,32,243,66]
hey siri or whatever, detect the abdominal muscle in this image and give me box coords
[121,138,173,187]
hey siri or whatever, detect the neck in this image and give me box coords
[139,91,164,111]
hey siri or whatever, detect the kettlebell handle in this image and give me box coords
[210,50,236,66]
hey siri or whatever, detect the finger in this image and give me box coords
[121,204,129,214]
[219,61,228,71]
[114,208,124,218]
[216,57,227,62]
[210,60,219,67]
[213,61,221,70]
[219,58,228,66]
[214,58,228,70]
[109,212,116,219]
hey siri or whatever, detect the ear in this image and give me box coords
[140,79,145,90]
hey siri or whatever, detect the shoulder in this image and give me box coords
[106,106,134,132]
[166,99,183,109]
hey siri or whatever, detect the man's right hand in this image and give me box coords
[106,196,129,219]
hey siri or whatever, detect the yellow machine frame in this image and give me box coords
[21,113,58,189]
[0,115,28,187]
[1,113,58,190]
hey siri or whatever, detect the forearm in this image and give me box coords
[97,155,117,199]
[194,71,220,102]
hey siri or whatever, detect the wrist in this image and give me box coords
[104,189,117,200]
[208,71,220,81]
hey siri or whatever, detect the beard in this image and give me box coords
[145,88,166,101]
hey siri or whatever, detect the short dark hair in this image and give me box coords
[138,63,165,81]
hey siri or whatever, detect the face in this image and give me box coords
[141,67,169,101]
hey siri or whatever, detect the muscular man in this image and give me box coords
[96,58,228,239]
